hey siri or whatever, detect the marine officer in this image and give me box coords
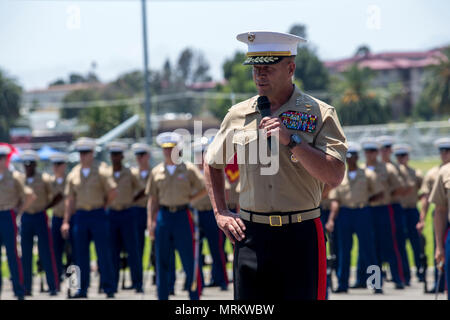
[48,152,72,281]
[61,137,117,298]
[394,144,425,282]
[377,136,412,286]
[19,150,60,296]
[420,137,450,293]
[429,155,450,300]
[204,31,348,300]
[146,132,207,300]
[0,145,35,300]
[105,141,143,293]
[130,142,152,264]
[326,142,384,293]
[360,139,405,289]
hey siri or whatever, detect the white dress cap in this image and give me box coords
[131,143,151,154]
[106,141,128,153]
[434,137,450,149]
[49,152,69,163]
[74,137,97,152]
[156,132,182,148]
[236,31,306,65]
[21,150,39,162]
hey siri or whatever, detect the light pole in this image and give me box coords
[141,0,152,145]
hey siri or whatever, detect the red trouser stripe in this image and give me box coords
[9,210,24,285]
[44,211,60,290]
[186,209,202,297]
[387,205,405,283]
[314,218,327,300]
[218,230,229,284]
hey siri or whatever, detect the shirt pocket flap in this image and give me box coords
[232,130,258,146]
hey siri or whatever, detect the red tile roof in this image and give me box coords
[324,48,446,72]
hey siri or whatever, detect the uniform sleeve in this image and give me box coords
[204,109,236,169]
[13,174,28,201]
[313,107,348,163]
[416,170,424,191]
[145,171,158,197]
[131,170,143,194]
[43,174,53,202]
[366,170,384,197]
[328,187,341,202]
[387,164,402,191]
[429,170,449,207]
[64,173,75,198]
[189,164,205,191]
[419,171,433,195]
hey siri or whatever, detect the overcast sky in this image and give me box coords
[1,0,449,90]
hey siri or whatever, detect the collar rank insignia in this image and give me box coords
[280,111,317,133]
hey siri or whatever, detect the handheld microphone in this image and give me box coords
[257,96,272,150]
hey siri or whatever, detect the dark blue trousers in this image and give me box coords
[21,211,59,293]
[51,216,76,279]
[131,206,147,263]
[198,209,228,290]
[155,207,200,300]
[390,203,410,284]
[336,207,378,290]
[403,208,423,280]
[72,208,115,295]
[320,209,334,298]
[445,227,450,300]
[370,205,404,285]
[109,208,143,291]
[432,211,447,291]
[0,210,25,297]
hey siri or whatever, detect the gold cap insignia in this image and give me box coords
[248,33,255,42]
[290,154,299,163]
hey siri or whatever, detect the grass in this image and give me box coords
[0,158,442,278]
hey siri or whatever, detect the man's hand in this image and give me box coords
[259,116,290,146]
[416,220,425,233]
[325,220,335,233]
[148,222,156,240]
[61,222,70,239]
[216,210,246,244]
[435,245,445,267]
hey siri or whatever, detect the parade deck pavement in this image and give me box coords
[0,268,447,300]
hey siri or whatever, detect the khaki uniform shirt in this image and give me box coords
[429,162,450,223]
[49,175,66,218]
[0,170,33,211]
[420,165,440,196]
[365,161,402,206]
[146,161,205,207]
[329,168,384,208]
[399,164,423,209]
[65,163,117,211]
[106,166,142,211]
[205,85,348,212]
[389,162,410,204]
[23,173,52,214]
[320,198,332,211]
[131,167,150,208]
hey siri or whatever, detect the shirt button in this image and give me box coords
[268,184,272,189]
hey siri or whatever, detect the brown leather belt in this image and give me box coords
[240,207,321,227]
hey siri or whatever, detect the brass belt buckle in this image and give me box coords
[169,206,177,213]
[269,215,282,227]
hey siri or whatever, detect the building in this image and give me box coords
[324,47,445,118]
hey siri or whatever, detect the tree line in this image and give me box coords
[0,24,449,141]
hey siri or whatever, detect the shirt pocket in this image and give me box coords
[233,129,259,172]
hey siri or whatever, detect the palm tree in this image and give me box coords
[0,69,22,142]
[421,47,450,116]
